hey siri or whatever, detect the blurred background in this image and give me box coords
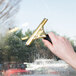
[0,0,76,76]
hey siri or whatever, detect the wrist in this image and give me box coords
[66,52,76,69]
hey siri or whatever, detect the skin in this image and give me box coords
[42,32,76,70]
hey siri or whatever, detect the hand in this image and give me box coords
[42,32,76,69]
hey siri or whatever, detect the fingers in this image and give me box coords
[42,32,57,48]
[48,32,58,43]
[42,39,54,51]
[58,36,65,40]
[57,36,69,44]
[48,32,67,43]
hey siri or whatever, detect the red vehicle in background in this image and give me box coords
[3,69,30,76]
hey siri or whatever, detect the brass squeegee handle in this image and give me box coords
[44,34,52,44]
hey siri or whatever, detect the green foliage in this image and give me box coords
[1,29,76,63]
[0,29,53,63]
